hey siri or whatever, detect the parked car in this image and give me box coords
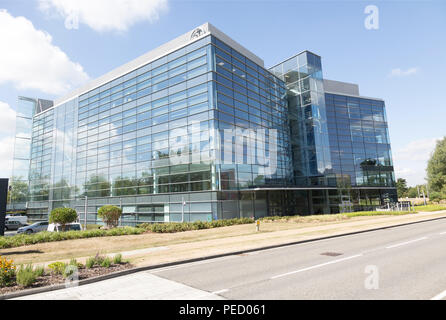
[17,221,49,234]
[4,220,23,231]
[47,223,83,232]
[6,215,28,226]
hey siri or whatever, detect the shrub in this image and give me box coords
[138,218,255,234]
[94,253,105,266]
[0,227,145,250]
[48,262,66,275]
[113,254,122,265]
[86,257,95,269]
[97,205,122,229]
[49,208,78,232]
[16,265,37,287]
[85,253,107,269]
[101,257,112,268]
[63,265,78,279]
[69,258,84,269]
[0,256,16,287]
[34,266,45,277]
[430,191,446,202]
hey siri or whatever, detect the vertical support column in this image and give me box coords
[308,190,314,215]
[0,179,9,237]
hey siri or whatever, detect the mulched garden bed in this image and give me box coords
[0,263,134,296]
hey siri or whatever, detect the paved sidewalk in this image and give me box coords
[14,271,224,300]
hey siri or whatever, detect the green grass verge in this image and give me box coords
[261,211,417,223]
[413,204,446,212]
[345,211,416,217]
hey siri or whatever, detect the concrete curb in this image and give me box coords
[2,214,446,300]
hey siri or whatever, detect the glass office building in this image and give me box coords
[11,23,396,224]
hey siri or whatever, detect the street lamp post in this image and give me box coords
[182,196,186,223]
[84,196,88,230]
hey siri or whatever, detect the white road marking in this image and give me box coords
[385,237,428,249]
[212,289,229,295]
[431,289,446,300]
[150,256,236,273]
[439,231,446,235]
[270,254,363,280]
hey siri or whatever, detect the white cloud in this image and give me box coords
[393,137,439,162]
[0,9,89,95]
[0,102,17,135]
[0,136,15,179]
[393,137,440,186]
[38,0,169,32]
[388,67,419,78]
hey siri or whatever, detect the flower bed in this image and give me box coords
[0,254,132,296]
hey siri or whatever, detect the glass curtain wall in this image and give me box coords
[270,52,332,187]
[28,108,54,219]
[211,37,292,219]
[325,93,397,211]
[9,97,35,210]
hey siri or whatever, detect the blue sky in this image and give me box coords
[0,0,445,186]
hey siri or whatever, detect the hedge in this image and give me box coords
[0,227,144,249]
[138,218,255,233]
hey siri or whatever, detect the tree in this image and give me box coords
[427,137,446,199]
[396,178,408,198]
[7,177,28,203]
[406,187,419,198]
[97,205,122,229]
[49,208,78,232]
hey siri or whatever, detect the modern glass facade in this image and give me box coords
[12,23,397,223]
[325,93,397,210]
[9,97,53,211]
[270,52,332,187]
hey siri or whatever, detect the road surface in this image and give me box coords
[151,217,446,300]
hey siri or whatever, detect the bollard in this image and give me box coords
[256,220,260,232]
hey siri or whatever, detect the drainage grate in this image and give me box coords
[321,252,343,257]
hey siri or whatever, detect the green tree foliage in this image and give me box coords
[396,178,408,198]
[84,175,111,197]
[112,177,138,196]
[97,205,122,229]
[7,177,28,203]
[427,137,446,200]
[406,187,419,198]
[49,208,78,231]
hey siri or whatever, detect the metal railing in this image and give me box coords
[377,201,414,212]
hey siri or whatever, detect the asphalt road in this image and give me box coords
[150,218,446,300]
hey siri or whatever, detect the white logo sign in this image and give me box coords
[191,28,205,40]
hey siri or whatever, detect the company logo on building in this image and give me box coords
[190,27,205,40]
